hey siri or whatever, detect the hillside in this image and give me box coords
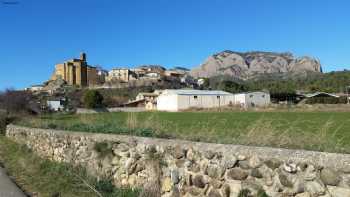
[205,70,350,95]
[191,50,322,79]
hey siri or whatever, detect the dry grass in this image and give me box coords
[16,111,350,153]
[126,112,138,130]
[233,117,347,152]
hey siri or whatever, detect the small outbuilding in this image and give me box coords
[47,99,65,111]
[302,92,342,104]
[303,92,339,99]
[157,89,235,111]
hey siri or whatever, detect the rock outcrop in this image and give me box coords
[191,50,322,79]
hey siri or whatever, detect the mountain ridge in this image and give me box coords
[190,50,322,79]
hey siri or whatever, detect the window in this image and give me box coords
[217,96,220,99]
[250,95,253,98]
[262,95,265,98]
[194,96,198,99]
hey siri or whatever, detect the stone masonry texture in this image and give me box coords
[6,125,350,197]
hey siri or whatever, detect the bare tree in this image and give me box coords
[0,89,35,114]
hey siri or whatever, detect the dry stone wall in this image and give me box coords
[6,125,350,197]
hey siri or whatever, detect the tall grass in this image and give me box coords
[15,111,350,153]
[126,112,138,130]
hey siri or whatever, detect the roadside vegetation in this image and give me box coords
[0,111,7,135]
[0,136,140,197]
[16,111,350,154]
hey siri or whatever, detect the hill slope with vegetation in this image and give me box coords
[204,70,350,95]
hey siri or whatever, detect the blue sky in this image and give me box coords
[0,0,350,90]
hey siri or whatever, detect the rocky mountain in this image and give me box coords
[191,50,322,79]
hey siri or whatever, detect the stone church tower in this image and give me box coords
[50,53,98,87]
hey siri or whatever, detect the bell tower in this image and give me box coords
[80,52,86,62]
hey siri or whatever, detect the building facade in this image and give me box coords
[157,90,271,111]
[107,68,137,82]
[157,89,235,111]
[51,53,98,87]
[233,91,271,108]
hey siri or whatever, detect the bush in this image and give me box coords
[238,189,251,197]
[93,141,112,158]
[83,90,104,109]
[0,112,6,135]
[0,89,35,114]
[305,96,347,104]
[257,189,269,197]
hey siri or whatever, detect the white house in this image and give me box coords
[157,89,235,111]
[27,85,44,92]
[234,91,271,108]
[47,100,65,111]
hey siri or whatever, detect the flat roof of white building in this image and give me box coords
[161,89,233,96]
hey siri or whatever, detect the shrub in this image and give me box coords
[93,141,112,158]
[0,89,36,114]
[135,128,154,137]
[95,179,115,194]
[0,112,6,135]
[83,90,104,109]
[238,189,251,197]
[257,189,269,197]
[305,96,347,104]
[47,123,58,129]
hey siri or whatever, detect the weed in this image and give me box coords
[47,123,57,129]
[126,112,138,130]
[257,189,270,197]
[238,189,251,197]
[95,178,140,197]
[95,178,115,193]
[134,128,154,137]
[93,141,113,158]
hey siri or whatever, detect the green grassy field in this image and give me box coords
[17,111,350,154]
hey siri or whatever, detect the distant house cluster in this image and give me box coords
[106,66,189,83]
[46,53,190,89]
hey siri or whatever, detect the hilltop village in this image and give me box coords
[23,53,270,112]
[46,52,192,89]
[22,52,349,113]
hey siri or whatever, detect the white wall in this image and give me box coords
[157,94,179,111]
[233,94,247,107]
[234,92,270,107]
[157,91,270,111]
[47,101,64,111]
[159,94,235,111]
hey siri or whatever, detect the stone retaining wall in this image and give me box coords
[6,125,350,197]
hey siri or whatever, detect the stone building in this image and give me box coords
[107,68,137,82]
[51,53,98,87]
[134,65,166,79]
